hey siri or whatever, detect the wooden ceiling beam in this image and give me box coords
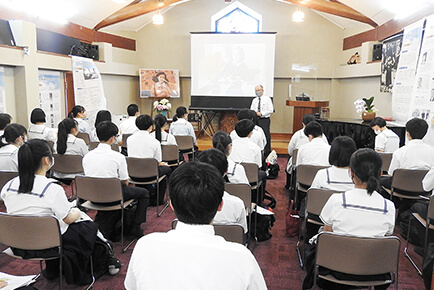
[94,0,185,31]
[281,0,378,28]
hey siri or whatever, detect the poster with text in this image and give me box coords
[391,20,424,123]
[38,70,62,128]
[139,69,180,98]
[71,56,106,130]
[0,67,5,113]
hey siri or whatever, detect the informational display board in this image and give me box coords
[71,56,106,130]
[38,70,62,128]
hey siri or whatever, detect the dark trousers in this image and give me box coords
[131,165,171,206]
[258,117,271,157]
[121,183,149,224]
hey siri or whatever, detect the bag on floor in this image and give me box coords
[286,199,299,237]
[92,239,118,279]
[249,208,276,242]
[263,190,277,209]
[266,163,280,179]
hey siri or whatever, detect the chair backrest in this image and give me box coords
[171,219,244,244]
[391,169,430,194]
[89,142,119,152]
[224,183,251,211]
[126,157,159,179]
[52,154,84,174]
[122,133,132,148]
[0,171,18,190]
[0,213,61,250]
[292,149,298,166]
[306,188,336,217]
[316,232,400,276]
[297,165,329,188]
[174,135,194,151]
[241,162,259,184]
[162,145,179,162]
[76,132,90,145]
[378,152,393,174]
[75,176,123,203]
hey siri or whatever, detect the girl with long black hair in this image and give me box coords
[68,105,91,136]
[151,113,177,145]
[0,123,27,171]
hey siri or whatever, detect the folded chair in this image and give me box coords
[75,176,135,253]
[315,232,400,289]
[126,157,168,217]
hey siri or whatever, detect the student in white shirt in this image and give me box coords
[197,149,248,233]
[169,106,197,160]
[151,114,177,146]
[311,136,356,192]
[120,104,140,136]
[68,105,91,136]
[53,118,88,181]
[0,123,27,172]
[250,84,274,156]
[128,114,171,206]
[296,121,331,167]
[0,113,12,137]
[212,130,249,184]
[1,139,121,284]
[370,117,400,153]
[124,162,266,290]
[230,109,266,151]
[83,121,149,239]
[90,110,112,142]
[27,108,56,143]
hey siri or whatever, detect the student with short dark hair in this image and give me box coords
[128,114,171,206]
[0,123,27,171]
[169,106,196,145]
[0,113,11,136]
[90,110,113,142]
[212,130,248,184]
[230,109,267,150]
[68,105,91,136]
[229,119,261,167]
[296,121,330,167]
[197,149,247,233]
[124,162,266,289]
[311,136,356,192]
[151,114,177,146]
[27,108,57,143]
[370,117,400,153]
[83,121,149,239]
[388,118,434,175]
[120,104,140,137]
[1,139,121,284]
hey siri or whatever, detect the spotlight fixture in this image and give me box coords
[292,7,305,22]
[153,10,164,25]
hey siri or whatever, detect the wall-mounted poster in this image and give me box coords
[381,34,403,93]
[139,69,180,98]
[38,70,62,128]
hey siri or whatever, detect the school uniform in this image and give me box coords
[229,137,262,168]
[119,116,139,135]
[74,118,91,136]
[82,143,149,230]
[296,137,331,167]
[169,118,196,145]
[53,134,88,180]
[150,131,177,146]
[311,166,354,192]
[227,159,249,184]
[375,128,400,153]
[230,125,266,151]
[27,124,57,142]
[214,191,248,233]
[0,144,19,172]
[388,139,434,175]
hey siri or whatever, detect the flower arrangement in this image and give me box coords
[153,98,172,114]
[354,96,376,113]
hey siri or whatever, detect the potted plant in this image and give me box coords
[361,96,376,121]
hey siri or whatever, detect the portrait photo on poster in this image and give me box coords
[139,69,180,98]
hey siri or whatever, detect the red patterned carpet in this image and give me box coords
[0,157,426,289]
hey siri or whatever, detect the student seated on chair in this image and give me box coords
[120,104,140,136]
[124,162,266,290]
[230,109,266,151]
[0,113,12,137]
[1,139,121,285]
[68,105,91,136]
[229,119,262,168]
[213,130,249,184]
[370,117,400,153]
[52,118,88,182]
[27,108,57,143]
[296,121,331,168]
[127,114,171,206]
[169,106,198,161]
[286,114,328,188]
[83,121,149,239]
[0,123,27,172]
[151,114,177,146]
[303,148,396,289]
[90,110,119,143]
[197,148,248,233]
[311,136,356,192]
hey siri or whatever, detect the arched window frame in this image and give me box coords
[211,1,262,33]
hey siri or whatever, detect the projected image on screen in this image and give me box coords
[191,33,275,99]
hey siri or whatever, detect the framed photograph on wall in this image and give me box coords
[139,69,180,98]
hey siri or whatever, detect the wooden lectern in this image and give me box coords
[286,100,329,132]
